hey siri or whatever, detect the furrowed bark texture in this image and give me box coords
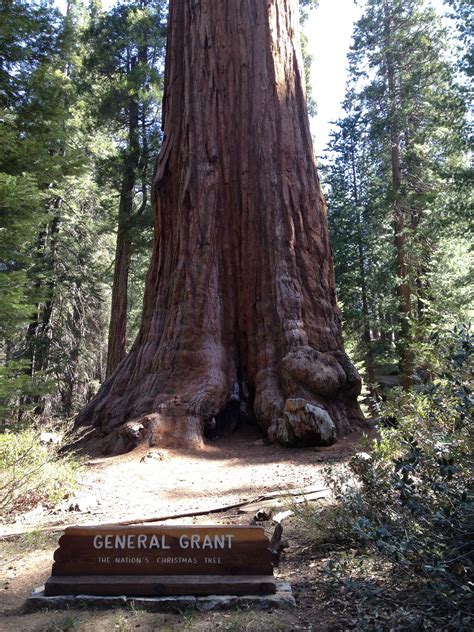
[106,94,139,378]
[72,0,364,454]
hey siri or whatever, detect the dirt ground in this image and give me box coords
[0,424,371,632]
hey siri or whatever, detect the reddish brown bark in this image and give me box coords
[72,0,364,454]
[106,90,140,377]
[106,221,130,378]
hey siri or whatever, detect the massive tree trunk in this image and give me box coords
[71,0,364,454]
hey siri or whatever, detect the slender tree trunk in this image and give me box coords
[383,1,414,389]
[24,226,48,378]
[106,208,131,377]
[137,33,150,218]
[349,137,378,405]
[106,93,139,377]
[410,205,431,323]
[38,211,61,373]
[72,0,365,454]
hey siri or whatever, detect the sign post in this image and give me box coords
[45,525,276,597]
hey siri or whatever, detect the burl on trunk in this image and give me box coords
[71,0,364,454]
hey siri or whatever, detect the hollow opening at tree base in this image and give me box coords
[203,399,260,442]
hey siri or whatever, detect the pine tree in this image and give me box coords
[0,0,63,415]
[323,102,395,403]
[335,0,470,386]
[1,1,116,419]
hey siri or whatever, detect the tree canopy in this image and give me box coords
[0,0,471,435]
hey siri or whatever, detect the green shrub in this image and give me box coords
[297,325,473,618]
[0,360,54,421]
[0,425,82,515]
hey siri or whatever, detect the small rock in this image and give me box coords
[273,510,293,524]
[140,450,165,463]
[254,508,273,522]
[350,451,373,474]
[65,494,97,513]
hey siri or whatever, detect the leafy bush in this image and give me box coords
[297,326,473,621]
[0,423,82,515]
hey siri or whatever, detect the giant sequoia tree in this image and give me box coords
[72,0,364,454]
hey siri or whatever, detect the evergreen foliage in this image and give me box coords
[296,326,473,626]
[307,4,473,621]
[0,0,165,421]
[444,0,474,76]
[0,0,471,442]
[323,0,472,391]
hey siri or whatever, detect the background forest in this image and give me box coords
[1,0,167,420]
[1,1,472,626]
[0,0,471,424]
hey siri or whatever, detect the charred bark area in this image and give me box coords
[71,0,365,454]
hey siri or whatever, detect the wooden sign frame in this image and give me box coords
[45,525,276,597]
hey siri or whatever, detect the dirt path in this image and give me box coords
[1,426,369,631]
[2,425,362,535]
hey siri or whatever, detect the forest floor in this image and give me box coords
[0,423,397,632]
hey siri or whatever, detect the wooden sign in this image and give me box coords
[45,525,276,597]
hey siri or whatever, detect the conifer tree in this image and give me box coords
[84,0,166,377]
[72,0,364,454]
[0,0,63,413]
[342,0,468,386]
[324,0,470,390]
[1,1,115,418]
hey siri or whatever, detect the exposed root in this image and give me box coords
[67,343,365,454]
